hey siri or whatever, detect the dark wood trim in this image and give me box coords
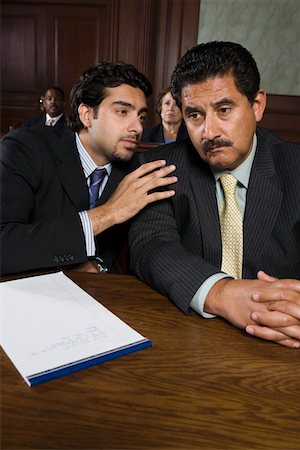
[107,0,119,61]
[260,94,300,142]
[265,93,300,114]
[149,0,200,126]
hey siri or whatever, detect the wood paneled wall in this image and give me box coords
[0,0,200,133]
[1,0,299,142]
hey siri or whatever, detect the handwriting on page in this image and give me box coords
[31,325,106,356]
[1,272,150,385]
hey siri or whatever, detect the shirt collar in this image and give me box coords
[75,132,112,179]
[45,113,63,125]
[212,133,257,189]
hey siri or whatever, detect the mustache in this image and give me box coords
[122,134,138,142]
[202,138,233,152]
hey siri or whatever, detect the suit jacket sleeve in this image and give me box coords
[129,130,300,313]
[0,128,87,275]
[128,142,222,314]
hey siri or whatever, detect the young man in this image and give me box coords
[0,62,177,275]
[23,86,66,130]
[129,41,300,348]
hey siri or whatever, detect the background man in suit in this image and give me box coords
[129,41,300,348]
[23,86,66,130]
[0,62,177,275]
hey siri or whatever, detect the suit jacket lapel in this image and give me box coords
[53,130,130,211]
[243,135,282,270]
[53,130,89,210]
[55,114,66,130]
[96,162,129,205]
[189,150,222,267]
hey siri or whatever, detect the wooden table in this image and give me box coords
[1,272,300,450]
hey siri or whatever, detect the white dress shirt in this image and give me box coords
[75,133,112,256]
[190,134,257,318]
[45,113,63,126]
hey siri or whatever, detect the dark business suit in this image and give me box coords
[141,122,188,143]
[23,114,67,131]
[129,127,300,313]
[0,127,130,275]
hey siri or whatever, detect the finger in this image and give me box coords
[271,279,300,292]
[143,165,177,182]
[132,160,173,178]
[133,172,177,198]
[255,272,300,293]
[275,338,300,348]
[245,325,300,348]
[129,165,177,192]
[252,286,300,303]
[255,299,300,319]
[251,311,300,328]
[145,174,178,192]
[276,325,300,340]
[275,279,300,293]
[146,189,176,204]
[257,271,278,282]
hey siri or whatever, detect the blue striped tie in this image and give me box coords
[89,168,107,209]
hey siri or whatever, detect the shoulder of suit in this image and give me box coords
[256,126,300,155]
[1,126,49,166]
[140,137,192,163]
[2,125,73,156]
[256,127,300,182]
[3,125,46,143]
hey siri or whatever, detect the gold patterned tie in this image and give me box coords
[219,174,243,279]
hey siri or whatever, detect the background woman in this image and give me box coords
[141,87,187,143]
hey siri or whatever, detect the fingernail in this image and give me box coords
[251,313,258,321]
[252,293,260,301]
[292,342,300,349]
[246,326,254,335]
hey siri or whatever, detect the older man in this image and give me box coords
[129,41,300,348]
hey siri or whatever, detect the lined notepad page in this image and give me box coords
[0,272,150,386]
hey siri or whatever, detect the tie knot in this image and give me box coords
[220,173,238,197]
[90,168,107,186]
[89,168,107,209]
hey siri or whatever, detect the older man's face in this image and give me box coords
[182,73,266,170]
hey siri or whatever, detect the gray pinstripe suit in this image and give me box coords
[129,127,300,313]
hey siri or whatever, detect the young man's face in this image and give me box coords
[182,73,266,170]
[79,84,148,166]
[43,89,64,117]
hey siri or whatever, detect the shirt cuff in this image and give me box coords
[190,273,230,318]
[78,211,96,257]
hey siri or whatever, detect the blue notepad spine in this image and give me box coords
[27,339,152,386]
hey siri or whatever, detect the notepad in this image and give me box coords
[0,272,152,386]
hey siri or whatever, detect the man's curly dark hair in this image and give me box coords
[68,61,152,132]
